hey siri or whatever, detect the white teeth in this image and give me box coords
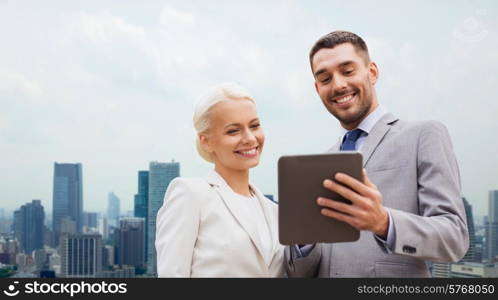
[240,148,257,155]
[336,94,354,103]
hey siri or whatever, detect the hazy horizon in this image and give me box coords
[1,1,497,217]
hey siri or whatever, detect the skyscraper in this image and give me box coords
[107,192,120,228]
[117,218,145,270]
[82,212,98,229]
[60,217,77,235]
[486,190,498,262]
[462,197,476,262]
[431,262,451,278]
[13,200,45,254]
[52,163,83,244]
[147,161,179,275]
[134,170,148,262]
[60,234,102,278]
[134,171,149,219]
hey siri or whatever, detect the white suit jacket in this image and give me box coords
[156,171,284,277]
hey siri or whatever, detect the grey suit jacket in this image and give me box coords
[285,113,469,277]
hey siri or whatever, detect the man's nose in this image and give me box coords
[332,75,348,91]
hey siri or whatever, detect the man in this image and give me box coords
[285,31,469,277]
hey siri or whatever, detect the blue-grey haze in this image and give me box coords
[1,1,497,217]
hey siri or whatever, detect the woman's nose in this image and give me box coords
[241,129,257,144]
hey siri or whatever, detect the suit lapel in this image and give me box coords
[204,171,265,260]
[251,185,278,265]
[328,113,398,166]
[328,140,341,152]
[360,113,398,167]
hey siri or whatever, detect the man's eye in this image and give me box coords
[251,123,260,129]
[344,69,354,75]
[319,77,330,83]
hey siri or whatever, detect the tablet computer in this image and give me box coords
[278,152,362,245]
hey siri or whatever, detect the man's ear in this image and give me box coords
[200,134,212,153]
[368,61,379,85]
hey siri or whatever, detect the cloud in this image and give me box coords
[159,7,195,27]
[282,71,316,109]
[77,11,145,44]
[1,1,497,217]
[0,70,44,97]
[0,117,7,131]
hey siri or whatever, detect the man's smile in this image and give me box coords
[331,91,357,107]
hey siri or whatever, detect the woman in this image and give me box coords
[155,83,284,277]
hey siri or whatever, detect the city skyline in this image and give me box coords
[4,165,498,230]
[2,171,498,278]
[1,1,498,216]
[1,159,495,219]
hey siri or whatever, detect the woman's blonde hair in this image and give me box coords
[193,83,255,163]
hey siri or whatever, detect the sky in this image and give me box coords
[1,0,497,218]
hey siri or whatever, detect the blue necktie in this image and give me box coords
[340,128,363,151]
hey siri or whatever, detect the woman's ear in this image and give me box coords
[200,134,213,153]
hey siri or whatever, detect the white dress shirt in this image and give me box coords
[236,193,273,265]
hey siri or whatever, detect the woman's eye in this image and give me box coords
[227,129,239,134]
[251,123,260,129]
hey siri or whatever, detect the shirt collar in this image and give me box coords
[339,104,387,136]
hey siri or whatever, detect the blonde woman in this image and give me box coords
[155,83,284,277]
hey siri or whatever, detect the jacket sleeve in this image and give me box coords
[155,178,201,277]
[390,121,469,262]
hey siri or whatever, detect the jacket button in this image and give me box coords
[402,246,416,254]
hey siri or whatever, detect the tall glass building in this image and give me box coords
[107,192,121,228]
[118,217,145,269]
[147,161,179,275]
[462,197,476,262]
[82,212,98,229]
[52,163,83,245]
[13,199,45,254]
[486,190,498,262]
[134,171,149,219]
[134,170,149,263]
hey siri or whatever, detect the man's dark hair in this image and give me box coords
[309,31,370,70]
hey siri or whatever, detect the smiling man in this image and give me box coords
[284,31,469,277]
